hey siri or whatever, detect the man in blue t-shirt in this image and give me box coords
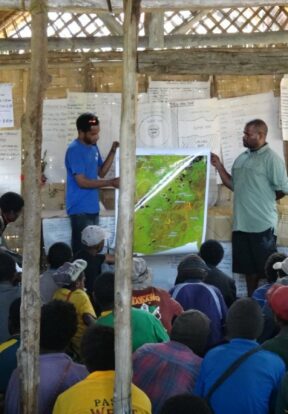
[65,112,119,254]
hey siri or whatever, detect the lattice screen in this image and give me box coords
[0,6,288,44]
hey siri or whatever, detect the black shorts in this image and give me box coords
[232,228,277,275]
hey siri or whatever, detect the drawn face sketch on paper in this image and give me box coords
[137,115,171,147]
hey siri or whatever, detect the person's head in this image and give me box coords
[47,242,73,269]
[267,284,288,325]
[52,259,87,290]
[132,257,152,290]
[81,225,108,253]
[76,112,100,145]
[243,119,268,150]
[8,297,21,335]
[0,252,17,283]
[265,252,287,283]
[226,298,264,340]
[171,310,210,357]
[81,324,115,372]
[0,192,24,224]
[273,256,288,278]
[93,272,114,311]
[175,254,208,285]
[199,240,224,267]
[40,299,78,352]
[160,394,212,414]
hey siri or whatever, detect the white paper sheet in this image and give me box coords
[148,80,211,103]
[218,92,283,174]
[0,84,14,128]
[137,102,174,147]
[42,99,68,183]
[0,130,21,195]
[280,76,288,141]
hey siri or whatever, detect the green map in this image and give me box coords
[133,153,208,255]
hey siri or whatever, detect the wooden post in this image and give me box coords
[18,1,49,413]
[114,0,141,413]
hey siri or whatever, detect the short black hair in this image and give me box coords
[76,113,99,133]
[9,297,21,335]
[81,324,115,372]
[265,252,287,283]
[200,240,224,267]
[160,394,212,414]
[93,272,115,310]
[246,119,268,136]
[0,252,16,282]
[0,192,24,213]
[226,298,264,340]
[40,300,77,352]
[47,242,73,268]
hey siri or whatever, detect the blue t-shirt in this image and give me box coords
[65,139,103,215]
[195,338,285,414]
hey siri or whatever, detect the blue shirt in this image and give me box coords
[194,338,285,414]
[252,283,273,308]
[65,139,103,215]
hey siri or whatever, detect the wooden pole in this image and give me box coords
[114,0,140,413]
[18,1,49,413]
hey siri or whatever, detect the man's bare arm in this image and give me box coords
[75,174,119,189]
[99,141,119,178]
[211,153,233,191]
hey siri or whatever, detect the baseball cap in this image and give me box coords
[52,259,87,286]
[273,257,288,275]
[81,225,109,247]
[132,258,152,289]
[267,283,288,321]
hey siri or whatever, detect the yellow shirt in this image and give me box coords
[53,288,96,355]
[53,370,151,414]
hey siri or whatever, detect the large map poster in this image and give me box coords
[116,148,210,255]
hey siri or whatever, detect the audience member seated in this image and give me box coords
[53,259,96,358]
[0,253,21,344]
[0,192,24,239]
[131,257,183,334]
[5,300,88,414]
[0,297,21,395]
[276,372,288,414]
[262,284,288,368]
[199,240,236,307]
[133,310,210,414]
[252,252,287,309]
[94,272,169,352]
[40,242,73,304]
[194,298,285,414]
[170,254,227,348]
[257,253,288,343]
[75,225,114,295]
[53,325,151,414]
[274,256,288,285]
[159,394,212,414]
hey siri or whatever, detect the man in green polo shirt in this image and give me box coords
[211,119,288,296]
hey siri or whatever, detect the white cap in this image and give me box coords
[53,259,87,286]
[273,258,288,275]
[81,225,109,247]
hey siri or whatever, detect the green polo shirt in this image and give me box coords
[97,308,169,352]
[232,144,288,233]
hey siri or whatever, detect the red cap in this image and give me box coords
[267,284,288,321]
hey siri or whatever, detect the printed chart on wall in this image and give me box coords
[116,148,210,255]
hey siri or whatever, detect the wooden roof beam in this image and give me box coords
[1,47,288,75]
[144,11,164,48]
[1,31,288,51]
[0,0,286,13]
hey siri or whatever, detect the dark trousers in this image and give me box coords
[70,213,99,256]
